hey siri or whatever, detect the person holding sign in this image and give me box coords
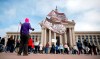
[17,18,34,56]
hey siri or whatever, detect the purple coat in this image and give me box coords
[20,22,32,35]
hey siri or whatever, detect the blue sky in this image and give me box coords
[0,0,100,37]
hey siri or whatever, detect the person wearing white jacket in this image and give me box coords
[59,44,64,54]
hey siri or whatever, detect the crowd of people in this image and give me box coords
[0,36,100,55]
[0,18,100,56]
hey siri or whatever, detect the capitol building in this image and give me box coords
[6,8,100,48]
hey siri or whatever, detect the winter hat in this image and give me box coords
[25,18,29,23]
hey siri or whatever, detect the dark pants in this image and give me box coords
[18,34,29,55]
[10,45,14,53]
[78,47,82,54]
[6,45,14,53]
[60,49,63,54]
[50,48,55,54]
[88,49,92,55]
[28,46,33,53]
[64,48,68,54]
[45,47,49,54]
[56,49,60,54]
[34,46,38,53]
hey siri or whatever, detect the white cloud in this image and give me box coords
[0,25,19,37]
[82,10,100,23]
[75,10,100,31]
[66,0,100,13]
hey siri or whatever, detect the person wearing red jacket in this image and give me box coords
[28,37,34,54]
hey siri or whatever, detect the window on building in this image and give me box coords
[97,35,100,39]
[93,36,97,45]
[94,39,97,45]
[93,35,96,39]
[86,35,88,38]
[98,38,100,45]
[89,35,92,39]
[32,35,34,39]
[93,36,96,44]
[82,35,84,39]
[85,35,88,42]
[86,38,89,43]
[78,35,80,39]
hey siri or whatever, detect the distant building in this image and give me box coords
[6,8,100,48]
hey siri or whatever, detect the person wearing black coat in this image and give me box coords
[77,40,83,54]
[6,36,15,53]
[50,43,55,54]
[0,38,5,45]
[88,43,92,55]
[92,44,97,55]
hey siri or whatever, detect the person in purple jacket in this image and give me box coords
[18,18,34,56]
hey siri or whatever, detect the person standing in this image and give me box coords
[77,40,83,54]
[6,36,15,53]
[59,43,64,54]
[39,42,43,54]
[64,43,69,54]
[92,44,97,55]
[34,38,39,54]
[45,42,49,54]
[50,43,55,54]
[0,38,5,46]
[88,43,92,55]
[28,36,34,54]
[18,18,34,56]
[0,37,5,52]
[83,39,88,54]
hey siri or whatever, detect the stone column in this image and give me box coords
[80,36,83,44]
[37,35,41,42]
[92,35,95,45]
[41,28,44,45]
[60,35,62,44]
[54,32,56,45]
[49,30,51,47]
[64,31,67,44]
[88,35,90,43]
[44,28,47,46]
[54,33,56,39]
[5,35,8,46]
[69,28,73,47]
[72,28,76,45]
[15,35,17,47]
[12,35,14,39]
[16,35,18,40]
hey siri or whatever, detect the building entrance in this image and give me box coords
[56,36,60,46]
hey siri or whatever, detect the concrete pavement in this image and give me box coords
[0,52,100,59]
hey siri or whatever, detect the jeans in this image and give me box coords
[45,47,49,54]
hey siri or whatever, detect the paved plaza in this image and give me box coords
[0,52,100,59]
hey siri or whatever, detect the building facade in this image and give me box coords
[6,8,100,48]
[6,31,100,47]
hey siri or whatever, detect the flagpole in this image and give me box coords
[17,22,22,40]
